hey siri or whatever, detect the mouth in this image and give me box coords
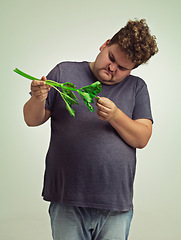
[103,69,113,77]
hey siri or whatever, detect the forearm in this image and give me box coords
[96,97,152,149]
[23,96,48,126]
[109,109,152,149]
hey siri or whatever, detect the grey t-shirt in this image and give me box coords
[42,61,153,211]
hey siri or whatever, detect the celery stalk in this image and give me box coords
[14,68,102,117]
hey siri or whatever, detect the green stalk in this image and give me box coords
[60,85,79,92]
[14,68,39,81]
[45,80,62,87]
[50,85,63,97]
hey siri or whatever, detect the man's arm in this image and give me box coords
[23,76,51,127]
[96,97,152,149]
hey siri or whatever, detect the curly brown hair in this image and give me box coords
[109,19,158,68]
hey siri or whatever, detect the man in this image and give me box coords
[24,19,158,240]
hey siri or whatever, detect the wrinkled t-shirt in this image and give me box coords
[42,61,153,211]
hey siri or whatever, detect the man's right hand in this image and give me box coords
[31,76,51,102]
[23,76,51,126]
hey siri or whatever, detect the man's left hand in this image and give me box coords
[96,97,118,121]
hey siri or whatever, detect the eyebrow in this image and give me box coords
[109,52,130,71]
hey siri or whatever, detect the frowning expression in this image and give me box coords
[90,40,135,85]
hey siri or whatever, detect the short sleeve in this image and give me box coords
[45,65,60,111]
[132,83,153,123]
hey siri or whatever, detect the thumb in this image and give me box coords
[41,76,47,81]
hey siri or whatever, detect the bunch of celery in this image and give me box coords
[14,68,102,117]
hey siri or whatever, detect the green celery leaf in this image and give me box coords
[61,93,77,117]
[81,99,94,112]
[61,82,78,100]
[80,81,102,96]
[77,81,102,112]
[78,91,94,112]
[63,82,76,88]
[78,91,93,103]
[61,92,79,106]
[65,102,76,117]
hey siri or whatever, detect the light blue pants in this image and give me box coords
[49,203,133,240]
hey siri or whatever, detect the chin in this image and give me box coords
[98,75,112,84]
[100,80,115,85]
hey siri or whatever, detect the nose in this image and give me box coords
[108,62,117,72]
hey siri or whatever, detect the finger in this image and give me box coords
[31,86,50,96]
[32,91,49,101]
[97,110,107,121]
[97,97,107,104]
[41,76,52,89]
[97,97,112,109]
[97,102,108,115]
[95,96,100,102]
[31,80,45,87]
[34,93,48,102]
[33,88,50,96]
[41,76,47,81]
[31,84,50,90]
[97,109,109,120]
[96,102,110,112]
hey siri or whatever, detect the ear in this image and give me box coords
[99,39,111,51]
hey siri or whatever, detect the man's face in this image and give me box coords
[90,40,135,85]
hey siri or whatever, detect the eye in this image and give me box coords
[108,52,128,71]
[118,66,126,71]
[109,53,115,62]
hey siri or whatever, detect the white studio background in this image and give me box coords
[0,0,180,239]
